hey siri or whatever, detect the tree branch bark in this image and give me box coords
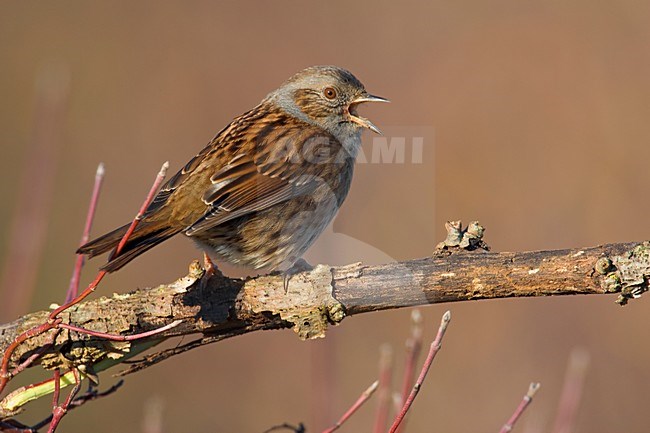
[0,240,648,386]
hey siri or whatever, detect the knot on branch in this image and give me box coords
[595,241,650,305]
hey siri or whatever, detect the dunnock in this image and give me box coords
[78,65,387,272]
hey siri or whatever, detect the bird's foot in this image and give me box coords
[283,258,314,294]
[202,251,221,278]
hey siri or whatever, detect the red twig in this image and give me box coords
[322,380,379,433]
[114,162,169,257]
[0,162,169,395]
[396,309,423,433]
[373,344,393,433]
[38,164,105,433]
[388,310,451,433]
[58,319,182,341]
[499,382,541,433]
[47,368,81,433]
[65,163,105,303]
[550,348,590,433]
[51,370,61,411]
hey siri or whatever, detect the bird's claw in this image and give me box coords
[283,258,314,294]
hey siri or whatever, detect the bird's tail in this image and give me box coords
[77,222,182,272]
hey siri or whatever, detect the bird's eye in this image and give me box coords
[323,87,337,100]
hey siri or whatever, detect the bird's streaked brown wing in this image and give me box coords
[144,131,222,216]
[185,108,345,235]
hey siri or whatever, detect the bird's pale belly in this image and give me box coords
[191,189,340,271]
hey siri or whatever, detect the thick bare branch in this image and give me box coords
[0,240,648,389]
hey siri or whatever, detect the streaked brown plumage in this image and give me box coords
[78,66,387,272]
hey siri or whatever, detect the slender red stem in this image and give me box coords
[65,163,105,303]
[499,382,541,433]
[58,319,182,341]
[114,161,169,255]
[51,369,61,410]
[49,271,107,319]
[322,380,378,433]
[373,344,393,433]
[388,311,451,433]
[62,370,81,407]
[396,309,423,433]
[48,368,81,433]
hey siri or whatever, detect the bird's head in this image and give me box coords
[270,65,388,149]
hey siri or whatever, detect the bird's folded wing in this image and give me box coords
[185,119,343,235]
[184,155,314,235]
[138,104,345,236]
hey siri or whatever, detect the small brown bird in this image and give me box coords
[78,66,387,273]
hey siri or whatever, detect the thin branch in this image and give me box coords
[47,368,81,433]
[41,163,105,433]
[113,162,169,258]
[395,309,423,433]
[388,310,451,433]
[373,344,393,433]
[322,380,378,433]
[50,370,60,415]
[65,163,105,303]
[58,320,182,341]
[499,382,541,433]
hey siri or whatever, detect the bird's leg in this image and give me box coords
[202,251,219,278]
[283,258,314,293]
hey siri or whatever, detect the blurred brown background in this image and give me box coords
[2,1,650,432]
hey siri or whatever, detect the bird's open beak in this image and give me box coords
[348,93,389,135]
